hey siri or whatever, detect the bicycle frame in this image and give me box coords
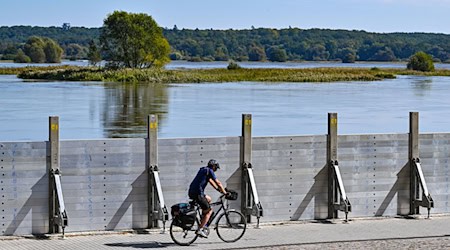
[194,194,229,229]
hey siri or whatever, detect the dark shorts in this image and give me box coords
[189,193,210,210]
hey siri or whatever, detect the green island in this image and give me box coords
[1,66,450,84]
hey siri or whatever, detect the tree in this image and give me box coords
[214,45,229,61]
[65,43,87,60]
[266,46,287,62]
[43,38,63,63]
[248,45,266,61]
[24,37,46,63]
[306,44,330,61]
[370,47,396,61]
[337,47,356,63]
[14,49,31,63]
[428,46,449,62]
[23,36,63,63]
[342,52,356,63]
[100,11,170,68]
[87,40,102,66]
[407,51,435,72]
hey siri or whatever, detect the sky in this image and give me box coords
[1,0,450,34]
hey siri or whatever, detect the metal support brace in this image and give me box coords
[411,158,434,218]
[327,113,351,221]
[409,112,434,218]
[148,165,169,231]
[241,114,263,228]
[147,115,169,232]
[48,116,68,236]
[330,160,352,221]
[51,169,68,236]
[242,162,263,228]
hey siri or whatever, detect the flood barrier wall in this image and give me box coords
[1,132,449,235]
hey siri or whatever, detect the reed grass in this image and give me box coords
[7,65,450,83]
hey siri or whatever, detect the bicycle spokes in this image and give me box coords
[170,222,199,246]
[216,211,247,243]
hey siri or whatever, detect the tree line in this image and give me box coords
[164,28,450,63]
[1,24,450,63]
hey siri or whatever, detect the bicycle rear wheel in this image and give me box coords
[169,219,199,246]
[216,210,247,242]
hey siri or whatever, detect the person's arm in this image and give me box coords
[208,178,227,194]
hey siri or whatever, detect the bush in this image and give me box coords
[227,61,241,70]
[407,51,435,72]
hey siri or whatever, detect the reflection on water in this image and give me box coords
[0,76,169,141]
[102,82,168,138]
[411,77,433,96]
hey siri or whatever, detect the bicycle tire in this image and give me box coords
[216,210,247,243]
[169,219,199,246]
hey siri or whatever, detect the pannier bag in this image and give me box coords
[171,203,196,229]
[179,210,196,229]
[171,203,190,217]
[225,189,238,200]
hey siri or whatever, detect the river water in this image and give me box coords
[1,62,450,141]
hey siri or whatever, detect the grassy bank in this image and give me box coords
[0,66,71,75]
[3,66,450,83]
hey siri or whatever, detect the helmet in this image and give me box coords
[207,159,220,169]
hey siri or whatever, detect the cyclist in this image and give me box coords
[188,159,227,238]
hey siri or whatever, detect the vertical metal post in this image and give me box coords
[327,113,338,219]
[148,114,158,228]
[49,116,60,233]
[409,112,420,215]
[241,114,253,222]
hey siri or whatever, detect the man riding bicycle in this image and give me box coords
[188,159,227,238]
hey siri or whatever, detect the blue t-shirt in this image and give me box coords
[189,167,217,196]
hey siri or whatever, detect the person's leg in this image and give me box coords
[200,208,212,228]
[199,195,212,228]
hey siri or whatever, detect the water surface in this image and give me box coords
[1,74,449,141]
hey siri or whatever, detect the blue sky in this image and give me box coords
[1,0,450,34]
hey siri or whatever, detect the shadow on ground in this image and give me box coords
[105,241,175,248]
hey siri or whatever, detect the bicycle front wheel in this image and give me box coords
[169,219,199,246]
[216,210,247,242]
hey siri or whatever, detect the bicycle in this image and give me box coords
[170,191,247,246]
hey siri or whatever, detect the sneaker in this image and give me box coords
[196,228,208,238]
